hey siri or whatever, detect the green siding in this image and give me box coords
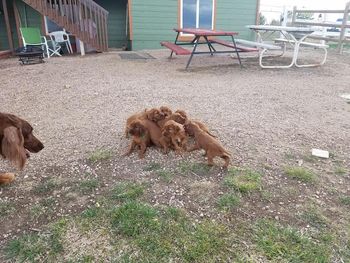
[16,0,42,29]
[95,0,127,48]
[216,0,256,40]
[131,0,177,50]
[0,9,10,51]
[131,0,257,50]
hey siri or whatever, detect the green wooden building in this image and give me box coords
[0,0,259,55]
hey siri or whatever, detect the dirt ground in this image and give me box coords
[0,48,349,261]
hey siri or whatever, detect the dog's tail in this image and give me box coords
[0,173,15,184]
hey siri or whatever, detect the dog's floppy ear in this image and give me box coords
[1,126,27,170]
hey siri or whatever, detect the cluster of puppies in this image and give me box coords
[124,106,230,168]
[0,107,231,185]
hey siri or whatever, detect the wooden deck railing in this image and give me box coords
[23,0,109,51]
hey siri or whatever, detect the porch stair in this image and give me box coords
[22,0,109,52]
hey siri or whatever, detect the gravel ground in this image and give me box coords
[0,48,350,250]
[0,49,349,168]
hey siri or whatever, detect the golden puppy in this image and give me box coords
[162,120,187,154]
[124,120,151,158]
[184,121,230,168]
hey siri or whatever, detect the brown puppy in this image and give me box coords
[0,112,44,184]
[162,120,187,154]
[175,110,216,137]
[157,112,187,129]
[184,121,230,168]
[125,119,168,157]
[146,108,166,123]
[124,120,151,158]
[159,106,172,118]
[124,109,148,137]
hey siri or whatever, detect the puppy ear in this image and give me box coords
[1,126,27,170]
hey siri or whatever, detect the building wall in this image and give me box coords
[95,0,128,48]
[131,0,178,50]
[0,6,10,51]
[131,0,257,50]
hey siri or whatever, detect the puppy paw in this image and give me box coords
[0,173,16,184]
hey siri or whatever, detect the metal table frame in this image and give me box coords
[171,28,243,70]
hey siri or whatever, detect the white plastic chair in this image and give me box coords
[49,31,73,54]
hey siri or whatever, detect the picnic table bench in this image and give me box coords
[161,28,261,69]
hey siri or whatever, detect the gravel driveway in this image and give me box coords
[1,49,349,168]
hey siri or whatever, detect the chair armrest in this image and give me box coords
[41,36,48,45]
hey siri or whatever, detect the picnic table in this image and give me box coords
[161,28,258,70]
[246,25,329,68]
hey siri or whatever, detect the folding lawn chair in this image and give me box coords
[20,27,61,58]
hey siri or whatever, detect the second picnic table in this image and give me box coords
[161,28,258,70]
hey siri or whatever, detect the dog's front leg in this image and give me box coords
[123,140,136,156]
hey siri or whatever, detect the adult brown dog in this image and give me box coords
[125,119,168,158]
[0,113,44,184]
[162,120,187,154]
[175,110,216,137]
[184,121,230,168]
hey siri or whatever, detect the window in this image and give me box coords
[181,0,215,30]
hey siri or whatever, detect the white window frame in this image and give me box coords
[180,0,215,35]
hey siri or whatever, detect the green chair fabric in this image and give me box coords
[20,27,43,45]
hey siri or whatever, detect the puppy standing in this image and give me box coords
[0,113,44,184]
[124,120,151,158]
[124,119,168,158]
[184,121,230,168]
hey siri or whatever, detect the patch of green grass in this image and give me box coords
[157,169,174,183]
[302,154,318,163]
[143,162,162,171]
[254,220,332,262]
[111,201,160,236]
[224,168,262,194]
[0,201,15,217]
[260,190,273,202]
[88,149,113,163]
[300,207,328,230]
[178,161,211,175]
[4,234,47,262]
[4,218,68,262]
[284,166,315,182]
[110,182,144,201]
[335,167,348,176]
[30,198,56,219]
[217,193,240,211]
[284,152,296,160]
[340,195,350,206]
[32,180,57,194]
[81,206,101,219]
[78,179,99,194]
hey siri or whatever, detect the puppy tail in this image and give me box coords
[0,173,16,184]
